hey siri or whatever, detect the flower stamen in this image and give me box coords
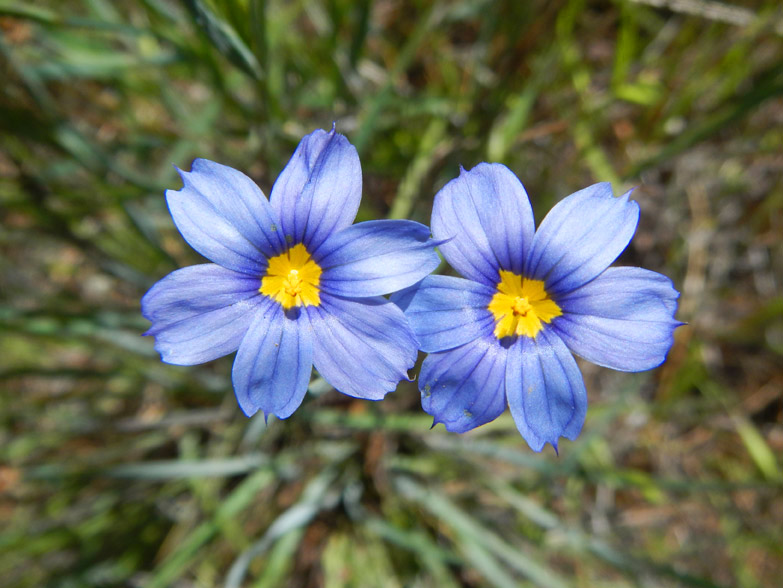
[260,243,322,308]
[488,270,561,339]
[511,296,532,317]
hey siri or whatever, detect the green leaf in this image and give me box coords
[183,0,262,80]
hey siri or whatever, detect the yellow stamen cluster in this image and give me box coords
[488,270,562,339]
[260,243,322,309]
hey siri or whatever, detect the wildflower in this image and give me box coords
[392,163,681,452]
[142,128,440,419]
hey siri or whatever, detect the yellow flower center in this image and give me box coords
[488,270,562,339]
[259,243,322,309]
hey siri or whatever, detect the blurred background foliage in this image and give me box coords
[1,0,782,586]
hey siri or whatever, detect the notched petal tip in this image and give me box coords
[526,180,642,293]
[237,398,259,418]
[526,435,565,455]
[261,409,292,423]
[142,265,265,366]
[164,159,280,273]
[588,181,613,195]
[174,158,211,180]
[555,266,684,372]
[232,304,313,421]
[270,126,362,251]
[419,338,508,434]
[430,235,454,248]
[507,332,587,453]
[237,391,303,421]
[433,160,535,284]
[619,185,638,202]
[309,296,418,401]
[189,157,210,170]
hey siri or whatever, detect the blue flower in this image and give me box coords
[142,128,440,419]
[392,163,682,452]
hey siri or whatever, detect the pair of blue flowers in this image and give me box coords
[142,127,681,452]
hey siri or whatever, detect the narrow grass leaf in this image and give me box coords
[103,454,270,479]
[147,469,275,588]
[225,466,341,588]
[183,0,262,80]
[395,476,572,588]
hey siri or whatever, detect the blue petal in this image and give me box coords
[270,127,362,252]
[306,294,418,400]
[554,267,682,372]
[391,275,495,353]
[506,329,587,452]
[142,264,264,365]
[525,183,640,295]
[432,163,535,286]
[232,302,313,419]
[316,220,440,298]
[419,336,508,433]
[167,159,284,274]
